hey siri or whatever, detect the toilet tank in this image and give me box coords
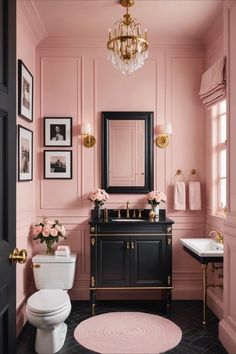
[32,253,77,290]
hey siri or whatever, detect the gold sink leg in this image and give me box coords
[202,263,208,325]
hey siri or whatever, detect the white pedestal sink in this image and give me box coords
[180,238,224,258]
[180,237,224,325]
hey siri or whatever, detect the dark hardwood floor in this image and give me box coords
[17,300,228,354]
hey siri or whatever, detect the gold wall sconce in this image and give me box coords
[155,123,172,148]
[81,123,96,148]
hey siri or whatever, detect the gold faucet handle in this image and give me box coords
[138,209,144,218]
[215,232,224,244]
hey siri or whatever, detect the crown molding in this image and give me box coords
[17,0,47,46]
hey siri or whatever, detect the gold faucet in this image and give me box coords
[126,201,130,218]
[209,230,224,244]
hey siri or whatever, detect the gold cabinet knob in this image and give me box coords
[90,226,96,233]
[9,248,27,264]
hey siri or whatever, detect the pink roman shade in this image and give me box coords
[199,56,226,108]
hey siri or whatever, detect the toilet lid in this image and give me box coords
[27,289,70,314]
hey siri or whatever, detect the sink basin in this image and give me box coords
[180,238,224,257]
[110,218,146,222]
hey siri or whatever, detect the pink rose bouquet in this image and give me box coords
[147,190,166,206]
[33,217,66,254]
[88,188,109,207]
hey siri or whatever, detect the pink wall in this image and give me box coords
[219,1,236,352]
[16,1,45,335]
[203,13,225,320]
[34,42,205,301]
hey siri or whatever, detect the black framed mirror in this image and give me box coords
[102,111,153,194]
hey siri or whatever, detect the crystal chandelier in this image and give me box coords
[107,0,148,75]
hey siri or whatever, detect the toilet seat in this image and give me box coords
[27,289,70,315]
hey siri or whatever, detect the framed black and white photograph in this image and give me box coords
[18,125,33,181]
[44,150,72,179]
[44,117,72,147]
[18,60,33,122]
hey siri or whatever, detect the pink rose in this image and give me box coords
[33,225,42,236]
[42,228,50,237]
[96,192,103,201]
[154,195,161,203]
[55,224,62,233]
[147,191,155,201]
[50,228,58,237]
[159,192,166,202]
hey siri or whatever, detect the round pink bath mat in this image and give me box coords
[74,312,182,353]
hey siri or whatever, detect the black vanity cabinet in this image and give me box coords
[90,216,174,315]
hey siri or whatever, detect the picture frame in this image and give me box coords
[44,117,72,147]
[18,125,33,181]
[44,150,72,179]
[18,60,33,122]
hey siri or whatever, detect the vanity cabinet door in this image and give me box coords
[96,236,130,287]
[130,236,167,287]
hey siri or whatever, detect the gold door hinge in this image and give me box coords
[91,276,95,287]
[91,238,95,246]
[168,238,171,246]
[168,275,171,285]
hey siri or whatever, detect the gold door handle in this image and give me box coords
[9,248,27,264]
[126,242,130,249]
[131,242,135,249]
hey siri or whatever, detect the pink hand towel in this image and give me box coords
[189,181,201,210]
[174,181,186,210]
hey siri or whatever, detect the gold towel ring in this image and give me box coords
[174,169,185,182]
[189,169,200,181]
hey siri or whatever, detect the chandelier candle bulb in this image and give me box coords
[144,28,147,41]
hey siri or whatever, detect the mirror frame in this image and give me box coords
[102,111,154,194]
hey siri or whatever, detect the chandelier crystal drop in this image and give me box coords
[107,0,148,75]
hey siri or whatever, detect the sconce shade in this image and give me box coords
[81,123,92,135]
[81,123,96,148]
[155,122,172,148]
[166,123,172,135]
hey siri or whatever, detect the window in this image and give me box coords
[213,100,227,214]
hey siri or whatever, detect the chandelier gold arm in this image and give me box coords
[107,36,148,51]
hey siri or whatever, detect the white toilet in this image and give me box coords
[26,253,77,354]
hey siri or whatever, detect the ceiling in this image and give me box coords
[32,0,223,43]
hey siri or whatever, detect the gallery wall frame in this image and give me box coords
[18,60,33,122]
[44,150,72,179]
[18,125,33,181]
[44,117,72,147]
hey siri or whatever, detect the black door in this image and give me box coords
[97,237,130,287]
[0,1,16,354]
[130,236,167,287]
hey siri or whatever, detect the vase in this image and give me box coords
[153,204,160,221]
[45,240,55,255]
[150,204,159,221]
[94,204,102,221]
